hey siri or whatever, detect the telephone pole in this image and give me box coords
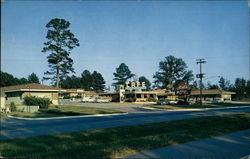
[196,59,206,105]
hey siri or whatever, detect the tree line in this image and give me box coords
[0,72,40,87]
[60,70,105,92]
[191,77,250,100]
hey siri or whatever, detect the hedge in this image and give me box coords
[24,96,51,109]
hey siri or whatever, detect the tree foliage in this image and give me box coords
[113,63,134,86]
[190,81,199,91]
[218,77,230,90]
[153,55,194,90]
[233,78,247,99]
[0,71,35,87]
[42,18,80,87]
[206,82,219,90]
[139,76,151,90]
[61,75,81,89]
[92,71,106,92]
[60,70,106,92]
[28,73,40,83]
[81,70,93,91]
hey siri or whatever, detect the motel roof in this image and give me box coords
[1,83,59,93]
[190,89,235,95]
[60,88,84,93]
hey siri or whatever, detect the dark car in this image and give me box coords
[157,99,170,105]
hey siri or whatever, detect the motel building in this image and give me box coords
[114,81,176,103]
[98,81,178,103]
[1,83,59,105]
[118,81,157,103]
[189,89,236,102]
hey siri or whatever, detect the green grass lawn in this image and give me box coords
[145,102,250,110]
[1,113,249,158]
[8,105,123,118]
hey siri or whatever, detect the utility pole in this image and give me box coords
[196,59,206,105]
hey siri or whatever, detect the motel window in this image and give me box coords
[136,94,141,98]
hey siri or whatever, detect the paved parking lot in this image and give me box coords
[59,99,163,113]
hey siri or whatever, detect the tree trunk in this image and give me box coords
[56,65,60,88]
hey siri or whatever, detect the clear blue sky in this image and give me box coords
[2,1,249,88]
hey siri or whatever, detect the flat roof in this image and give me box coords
[191,89,235,95]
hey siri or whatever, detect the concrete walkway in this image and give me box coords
[124,129,250,159]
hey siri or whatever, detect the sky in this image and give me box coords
[1,0,249,89]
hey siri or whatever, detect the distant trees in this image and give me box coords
[153,55,194,90]
[218,77,230,90]
[92,71,106,92]
[113,63,134,87]
[206,82,219,90]
[0,71,20,87]
[0,71,40,87]
[60,75,81,89]
[42,18,80,87]
[233,78,247,99]
[80,70,105,92]
[28,73,40,84]
[60,70,106,92]
[190,81,199,91]
[81,70,93,91]
[139,76,151,90]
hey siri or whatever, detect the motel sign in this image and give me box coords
[120,81,146,91]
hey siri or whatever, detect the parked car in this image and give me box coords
[169,100,178,104]
[94,97,111,103]
[82,97,96,103]
[177,99,189,105]
[157,99,170,105]
[211,99,224,104]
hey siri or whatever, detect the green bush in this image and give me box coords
[125,98,135,102]
[63,95,71,99]
[24,96,51,109]
[148,97,157,102]
[10,102,16,112]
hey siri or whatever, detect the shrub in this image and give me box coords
[125,98,135,102]
[24,96,51,109]
[63,95,71,99]
[148,97,157,102]
[10,102,16,112]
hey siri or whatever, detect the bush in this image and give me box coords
[148,97,157,102]
[10,102,16,112]
[63,95,71,99]
[24,96,51,109]
[125,98,135,102]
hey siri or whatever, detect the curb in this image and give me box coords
[6,112,129,120]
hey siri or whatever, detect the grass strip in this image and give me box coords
[8,105,123,118]
[1,113,250,158]
[145,103,250,110]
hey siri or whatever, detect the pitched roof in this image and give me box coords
[1,83,59,92]
[191,89,235,95]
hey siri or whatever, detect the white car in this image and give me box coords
[169,100,178,104]
[82,97,96,103]
[94,97,111,103]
